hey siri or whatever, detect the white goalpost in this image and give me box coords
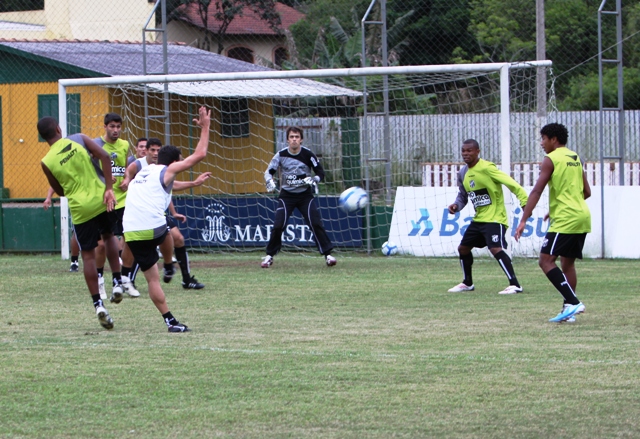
[58,61,552,259]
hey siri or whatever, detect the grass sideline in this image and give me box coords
[1,253,639,438]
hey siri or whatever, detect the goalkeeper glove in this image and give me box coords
[303,177,316,186]
[266,179,277,192]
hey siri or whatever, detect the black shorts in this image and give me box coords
[107,207,125,236]
[540,232,587,259]
[166,215,178,229]
[460,222,508,250]
[73,211,112,251]
[127,230,169,272]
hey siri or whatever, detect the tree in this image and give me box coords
[465,0,536,63]
[168,0,281,54]
[289,0,371,65]
[391,0,479,66]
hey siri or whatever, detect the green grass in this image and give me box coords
[1,253,639,438]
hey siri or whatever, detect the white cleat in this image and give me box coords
[325,255,337,267]
[498,285,523,295]
[98,276,107,300]
[95,305,114,330]
[110,283,124,304]
[448,283,475,293]
[261,255,273,268]
[121,275,140,298]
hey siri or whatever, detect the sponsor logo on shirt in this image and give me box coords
[59,147,77,166]
[285,174,306,186]
[468,188,492,209]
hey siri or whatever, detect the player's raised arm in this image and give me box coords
[165,107,211,182]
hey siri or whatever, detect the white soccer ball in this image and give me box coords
[381,241,398,256]
[338,186,369,213]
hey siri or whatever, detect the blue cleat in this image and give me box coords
[549,302,585,323]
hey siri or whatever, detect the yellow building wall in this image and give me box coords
[0,83,274,199]
[0,82,109,199]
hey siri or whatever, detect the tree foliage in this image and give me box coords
[291,0,640,110]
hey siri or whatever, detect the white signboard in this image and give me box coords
[388,186,640,259]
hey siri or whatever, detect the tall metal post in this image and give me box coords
[536,0,547,123]
[361,0,390,255]
[598,0,624,258]
[143,0,171,142]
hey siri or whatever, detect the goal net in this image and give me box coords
[59,62,554,258]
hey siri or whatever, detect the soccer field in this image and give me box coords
[1,253,638,438]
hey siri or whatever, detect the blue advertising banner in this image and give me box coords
[172,196,363,248]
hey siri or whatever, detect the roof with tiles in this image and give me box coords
[174,2,304,35]
[0,38,271,76]
[0,39,360,98]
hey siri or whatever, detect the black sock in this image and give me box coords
[112,272,122,285]
[121,266,131,278]
[545,267,580,305]
[97,267,104,277]
[174,246,190,281]
[162,311,177,326]
[71,256,79,263]
[493,250,520,287]
[130,261,139,283]
[460,253,473,286]
[92,295,103,307]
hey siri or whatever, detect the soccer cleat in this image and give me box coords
[95,305,114,330]
[121,275,140,298]
[163,265,175,283]
[549,302,585,323]
[69,261,79,272]
[261,255,273,268]
[110,283,124,304]
[498,285,523,295]
[325,255,337,267]
[448,283,475,293]
[168,323,191,333]
[182,277,205,290]
[98,276,107,300]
